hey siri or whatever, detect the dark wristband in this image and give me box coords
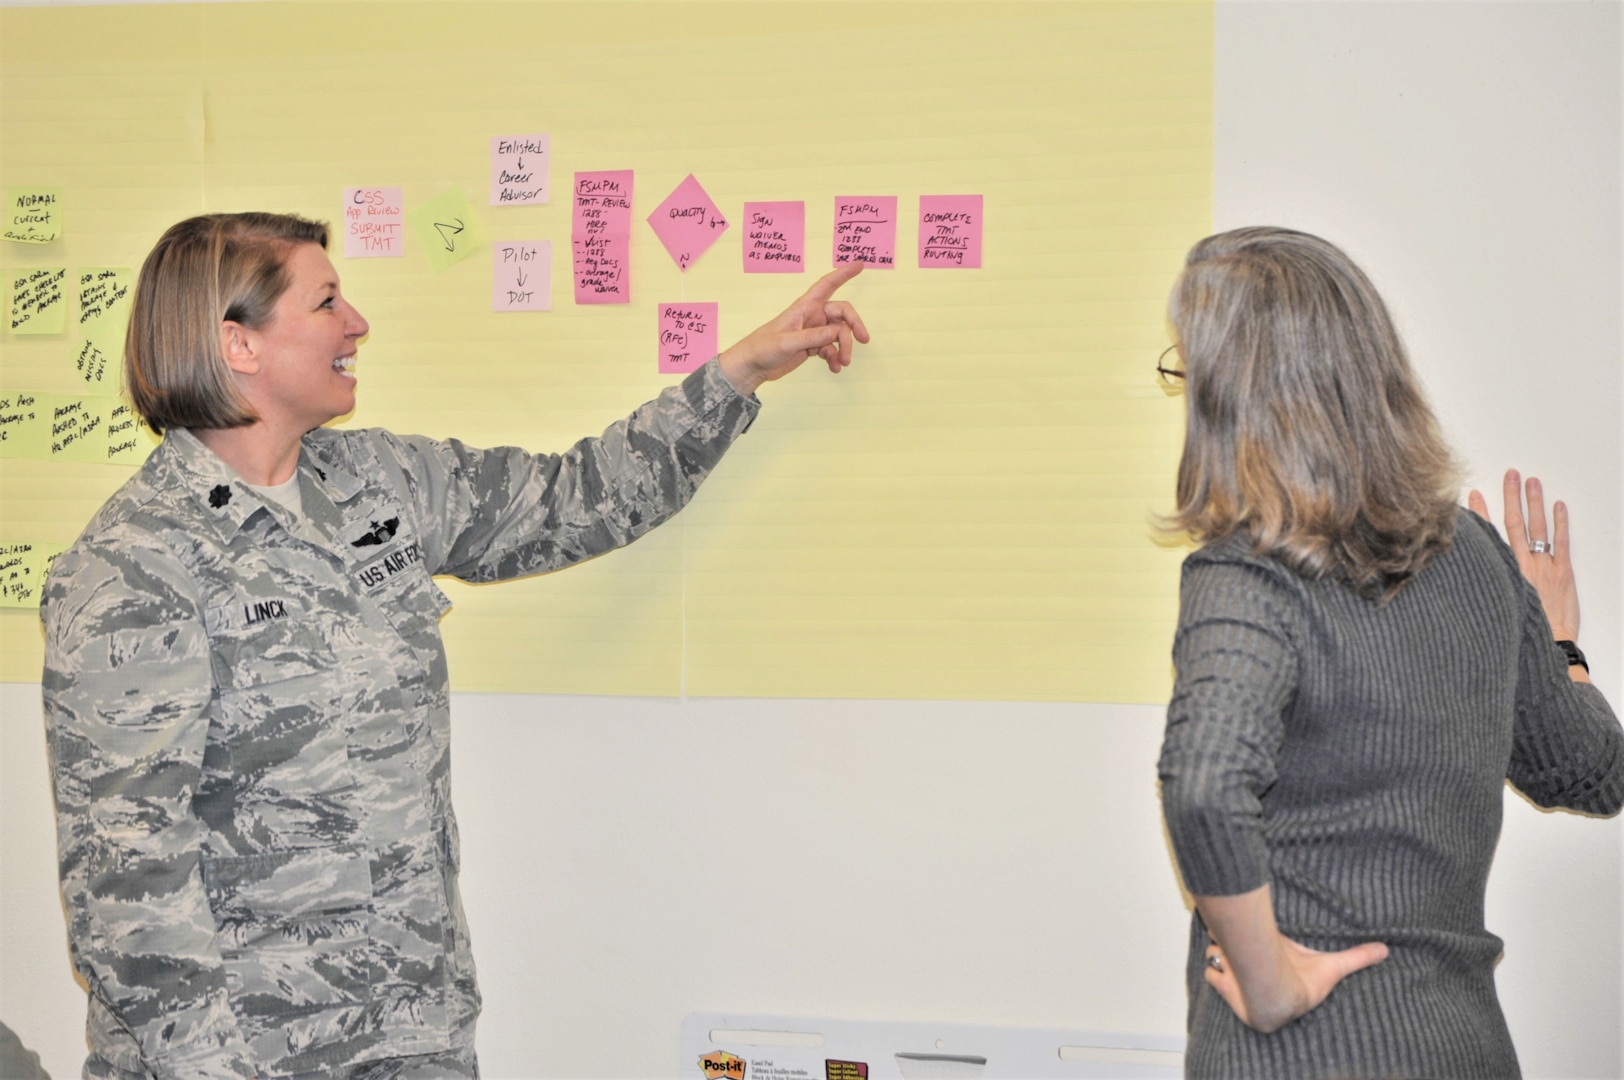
[1555,639,1588,672]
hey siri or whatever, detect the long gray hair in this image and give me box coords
[1165,227,1460,602]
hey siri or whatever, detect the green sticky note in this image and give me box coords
[0,542,46,607]
[105,400,149,465]
[73,268,134,389]
[47,394,110,462]
[0,390,47,458]
[407,187,481,273]
[3,187,62,244]
[9,267,68,334]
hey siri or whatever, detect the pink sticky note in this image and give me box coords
[490,134,549,205]
[833,196,897,268]
[493,241,551,311]
[918,195,984,268]
[342,187,405,258]
[742,201,805,273]
[573,170,634,304]
[647,174,728,272]
[658,302,718,375]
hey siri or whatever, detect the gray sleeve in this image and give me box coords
[376,356,758,582]
[1159,555,1300,897]
[41,535,258,1080]
[1501,546,1624,813]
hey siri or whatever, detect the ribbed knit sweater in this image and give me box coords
[1159,508,1624,1079]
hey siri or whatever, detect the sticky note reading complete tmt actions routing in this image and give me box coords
[918,194,983,268]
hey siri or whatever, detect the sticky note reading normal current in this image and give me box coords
[407,187,481,273]
[4,187,62,244]
[0,391,46,458]
[833,196,896,268]
[343,187,405,258]
[658,302,718,375]
[742,201,805,273]
[493,241,551,311]
[9,268,67,334]
[918,194,984,268]
[647,174,728,272]
[491,135,549,205]
[573,170,633,304]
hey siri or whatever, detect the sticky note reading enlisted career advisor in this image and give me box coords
[647,174,728,272]
[573,170,633,304]
[4,187,61,244]
[742,201,805,273]
[491,135,549,205]
[343,187,405,258]
[918,195,983,268]
[833,196,896,268]
[493,241,551,311]
[658,302,718,375]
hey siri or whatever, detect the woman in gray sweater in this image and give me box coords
[1156,227,1623,1078]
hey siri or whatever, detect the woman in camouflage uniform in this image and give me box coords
[41,212,868,1080]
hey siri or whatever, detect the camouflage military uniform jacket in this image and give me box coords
[42,360,757,1080]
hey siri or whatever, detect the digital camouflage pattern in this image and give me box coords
[42,359,757,1079]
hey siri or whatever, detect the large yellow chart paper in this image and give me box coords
[0,2,1211,701]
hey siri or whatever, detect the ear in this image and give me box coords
[219,320,261,375]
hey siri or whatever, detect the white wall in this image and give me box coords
[2,3,1620,1078]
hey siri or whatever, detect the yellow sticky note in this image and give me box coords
[47,394,110,462]
[72,268,134,389]
[3,187,62,244]
[407,187,481,273]
[0,542,46,608]
[105,400,149,465]
[0,390,47,458]
[9,267,68,334]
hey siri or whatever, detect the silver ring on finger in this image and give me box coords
[1530,540,1552,555]
[1207,953,1225,973]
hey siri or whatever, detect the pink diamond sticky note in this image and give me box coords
[647,174,728,272]
[493,241,550,311]
[342,187,405,258]
[742,201,805,273]
[658,302,718,375]
[919,195,983,268]
[833,196,896,268]
[573,170,634,304]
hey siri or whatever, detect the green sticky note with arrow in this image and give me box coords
[407,187,482,273]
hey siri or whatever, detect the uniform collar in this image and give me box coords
[163,427,367,543]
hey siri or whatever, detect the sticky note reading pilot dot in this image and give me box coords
[493,241,551,312]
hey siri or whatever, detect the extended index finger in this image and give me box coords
[801,261,864,306]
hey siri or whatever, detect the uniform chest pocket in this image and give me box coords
[205,599,335,691]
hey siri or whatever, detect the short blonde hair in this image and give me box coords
[125,212,329,433]
[1166,227,1461,602]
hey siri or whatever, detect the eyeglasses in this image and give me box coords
[1156,344,1186,388]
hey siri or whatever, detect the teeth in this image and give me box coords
[333,355,356,377]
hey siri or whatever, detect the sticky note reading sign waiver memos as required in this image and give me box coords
[493,241,550,311]
[918,194,983,268]
[4,187,61,244]
[742,201,805,274]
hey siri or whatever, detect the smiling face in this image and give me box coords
[236,242,370,434]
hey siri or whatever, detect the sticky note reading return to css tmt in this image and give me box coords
[658,302,718,375]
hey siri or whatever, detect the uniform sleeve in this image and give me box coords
[1159,555,1301,897]
[379,355,758,581]
[41,534,259,1080]
[1500,547,1624,813]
